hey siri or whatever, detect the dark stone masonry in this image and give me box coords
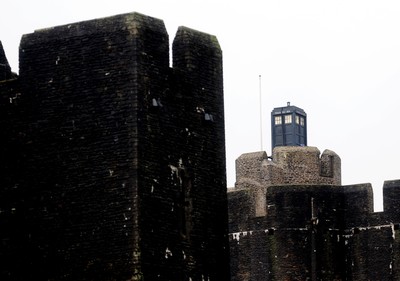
[0,41,15,81]
[2,10,400,281]
[229,147,400,281]
[0,12,229,281]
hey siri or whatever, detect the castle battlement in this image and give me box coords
[229,146,400,280]
[230,146,341,217]
[234,146,341,189]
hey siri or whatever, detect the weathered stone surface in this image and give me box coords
[229,146,400,280]
[0,12,229,281]
[0,41,15,81]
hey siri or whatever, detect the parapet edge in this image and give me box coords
[172,26,222,73]
[174,26,221,51]
[0,40,14,81]
[20,12,167,47]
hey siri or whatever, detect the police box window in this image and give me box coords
[296,115,305,126]
[300,117,305,126]
[274,116,282,125]
[284,114,292,124]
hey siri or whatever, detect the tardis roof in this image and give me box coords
[271,104,306,116]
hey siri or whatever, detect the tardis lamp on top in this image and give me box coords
[271,102,307,150]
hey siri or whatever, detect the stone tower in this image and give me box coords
[0,12,229,281]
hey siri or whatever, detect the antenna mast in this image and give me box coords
[259,75,263,151]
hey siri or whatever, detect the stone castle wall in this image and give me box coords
[231,146,341,217]
[0,12,229,281]
[235,146,341,188]
[229,146,400,281]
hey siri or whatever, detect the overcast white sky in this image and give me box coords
[2,0,400,210]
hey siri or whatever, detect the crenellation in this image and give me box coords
[270,146,341,186]
[0,41,16,81]
[341,183,374,226]
[320,149,341,183]
[229,145,400,280]
[233,146,341,192]
[383,179,400,220]
[234,151,267,184]
[229,146,342,223]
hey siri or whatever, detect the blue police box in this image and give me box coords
[271,102,307,150]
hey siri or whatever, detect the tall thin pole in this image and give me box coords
[259,75,263,151]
